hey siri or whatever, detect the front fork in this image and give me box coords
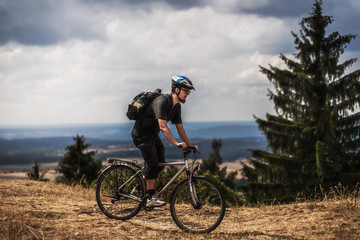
[188,165,202,209]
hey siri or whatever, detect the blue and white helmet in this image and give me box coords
[171,75,195,90]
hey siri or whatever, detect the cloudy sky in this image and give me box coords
[1,0,359,126]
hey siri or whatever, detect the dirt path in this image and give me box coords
[1,178,359,239]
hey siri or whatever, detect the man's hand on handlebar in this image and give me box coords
[177,142,187,149]
[192,145,199,152]
[177,143,199,152]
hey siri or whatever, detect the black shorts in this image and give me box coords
[132,135,165,180]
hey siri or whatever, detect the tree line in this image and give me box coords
[48,135,244,206]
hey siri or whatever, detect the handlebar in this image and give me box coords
[177,144,196,151]
[178,145,200,157]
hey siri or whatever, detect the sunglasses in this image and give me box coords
[182,88,191,94]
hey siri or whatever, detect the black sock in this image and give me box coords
[147,189,155,198]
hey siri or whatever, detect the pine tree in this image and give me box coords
[57,135,102,186]
[27,160,48,181]
[242,0,360,202]
[200,139,223,174]
[200,139,236,187]
[27,160,40,180]
[200,139,245,206]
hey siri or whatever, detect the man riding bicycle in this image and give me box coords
[131,75,199,207]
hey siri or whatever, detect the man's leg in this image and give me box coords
[140,139,166,207]
[146,179,156,197]
[138,141,160,197]
[146,137,165,196]
[155,136,166,175]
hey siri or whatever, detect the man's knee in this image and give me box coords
[158,166,165,174]
[145,167,158,180]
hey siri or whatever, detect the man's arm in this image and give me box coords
[158,119,181,147]
[175,123,192,147]
[176,123,198,150]
[158,120,198,150]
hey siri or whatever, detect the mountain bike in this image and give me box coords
[96,147,226,233]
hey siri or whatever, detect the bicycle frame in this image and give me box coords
[105,151,200,203]
[96,148,225,233]
[155,161,188,198]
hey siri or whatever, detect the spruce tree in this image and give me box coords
[27,160,40,180]
[242,0,360,202]
[200,139,223,174]
[27,160,48,181]
[200,139,237,188]
[58,135,102,186]
[200,139,245,206]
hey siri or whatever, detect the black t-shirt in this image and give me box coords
[132,94,182,137]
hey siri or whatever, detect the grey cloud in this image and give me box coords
[0,0,105,46]
[128,0,205,9]
[1,0,359,52]
[1,0,205,46]
[231,0,314,18]
[84,0,313,16]
[234,0,360,51]
[82,0,205,10]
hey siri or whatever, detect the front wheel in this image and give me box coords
[170,176,226,233]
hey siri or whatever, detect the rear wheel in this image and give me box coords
[96,165,145,220]
[170,176,226,233]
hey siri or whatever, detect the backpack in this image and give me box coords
[126,88,162,120]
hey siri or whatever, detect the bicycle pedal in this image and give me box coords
[141,194,153,211]
[143,206,154,211]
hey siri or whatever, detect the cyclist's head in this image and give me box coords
[171,75,195,103]
[171,75,195,93]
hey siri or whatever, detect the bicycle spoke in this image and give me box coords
[170,176,225,233]
[96,165,145,220]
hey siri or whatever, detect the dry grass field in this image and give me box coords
[1,178,360,240]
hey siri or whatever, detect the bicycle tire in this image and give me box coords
[170,176,226,233]
[96,164,145,220]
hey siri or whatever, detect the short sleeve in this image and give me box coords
[153,95,171,121]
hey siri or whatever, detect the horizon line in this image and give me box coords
[0,120,257,129]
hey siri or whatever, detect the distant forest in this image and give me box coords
[0,137,266,165]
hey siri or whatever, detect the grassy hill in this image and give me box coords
[1,178,360,239]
